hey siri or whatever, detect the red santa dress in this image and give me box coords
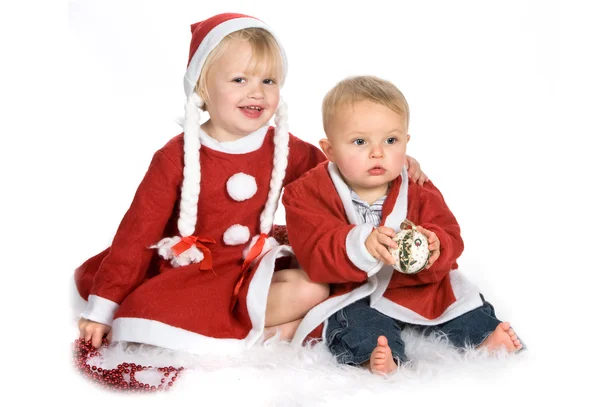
[282,162,484,346]
[73,13,326,355]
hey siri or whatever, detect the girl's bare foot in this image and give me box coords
[367,336,397,375]
[479,321,523,353]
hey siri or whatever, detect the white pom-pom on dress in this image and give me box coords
[223,224,251,246]
[227,173,258,202]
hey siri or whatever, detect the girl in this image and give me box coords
[75,13,427,354]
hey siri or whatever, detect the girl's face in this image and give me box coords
[202,38,281,142]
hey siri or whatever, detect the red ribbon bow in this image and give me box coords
[171,235,216,270]
[230,233,268,312]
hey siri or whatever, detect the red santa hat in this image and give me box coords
[152,13,289,267]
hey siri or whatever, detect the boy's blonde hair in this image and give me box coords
[322,75,410,133]
[195,28,284,111]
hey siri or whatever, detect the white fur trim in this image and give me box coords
[151,236,205,267]
[227,173,258,201]
[223,224,251,245]
[369,265,395,305]
[370,269,484,325]
[196,125,269,153]
[184,18,288,97]
[112,317,247,355]
[346,224,383,276]
[243,235,279,259]
[111,245,293,354]
[80,295,120,327]
[327,163,363,225]
[382,166,409,230]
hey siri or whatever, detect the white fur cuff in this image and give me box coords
[80,295,119,326]
[346,224,383,276]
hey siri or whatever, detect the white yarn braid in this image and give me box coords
[259,99,290,234]
[150,92,204,267]
[178,92,203,237]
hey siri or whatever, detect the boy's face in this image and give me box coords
[320,100,410,197]
[203,39,280,140]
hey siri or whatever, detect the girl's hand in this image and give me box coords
[405,155,429,186]
[78,318,112,349]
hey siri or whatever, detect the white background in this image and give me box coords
[3,0,600,403]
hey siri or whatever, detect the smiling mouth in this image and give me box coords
[240,106,263,111]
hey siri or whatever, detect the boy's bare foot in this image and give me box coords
[479,321,523,353]
[365,336,397,375]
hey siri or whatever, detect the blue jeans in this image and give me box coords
[326,295,501,366]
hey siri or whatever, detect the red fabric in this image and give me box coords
[187,13,258,66]
[282,162,368,285]
[230,233,268,311]
[282,163,463,321]
[74,128,326,339]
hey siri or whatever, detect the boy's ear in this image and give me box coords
[319,138,335,162]
[407,134,411,143]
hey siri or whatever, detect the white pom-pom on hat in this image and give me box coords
[223,224,250,246]
[227,173,257,202]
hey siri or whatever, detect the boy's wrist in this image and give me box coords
[347,224,383,276]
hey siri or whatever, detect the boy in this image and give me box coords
[282,76,522,375]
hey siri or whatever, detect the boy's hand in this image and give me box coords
[405,155,429,186]
[78,317,112,349]
[416,226,440,268]
[365,226,398,265]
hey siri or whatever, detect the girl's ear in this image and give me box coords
[319,138,336,162]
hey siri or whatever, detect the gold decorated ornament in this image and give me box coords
[389,220,430,274]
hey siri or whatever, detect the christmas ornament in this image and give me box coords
[389,220,430,274]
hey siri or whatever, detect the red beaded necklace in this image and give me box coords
[73,337,184,392]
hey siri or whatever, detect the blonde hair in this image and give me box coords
[195,28,284,110]
[322,75,410,133]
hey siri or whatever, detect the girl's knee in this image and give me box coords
[301,281,330,308]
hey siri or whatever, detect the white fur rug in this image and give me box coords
[69,289,529,407]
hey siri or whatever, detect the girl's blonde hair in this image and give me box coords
[195,28,284,110]
[322,75,410,132]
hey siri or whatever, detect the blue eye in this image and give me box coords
[353,139,366,146]
[386,137,397,144]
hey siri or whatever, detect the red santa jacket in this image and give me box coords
[74,126,326,354]
[282,162,483,344]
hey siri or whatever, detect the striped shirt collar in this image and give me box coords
[350,188,387,227]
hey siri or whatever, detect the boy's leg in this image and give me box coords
[326,298,407,369]
[265,268,330,327]
[422,294,523,352]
